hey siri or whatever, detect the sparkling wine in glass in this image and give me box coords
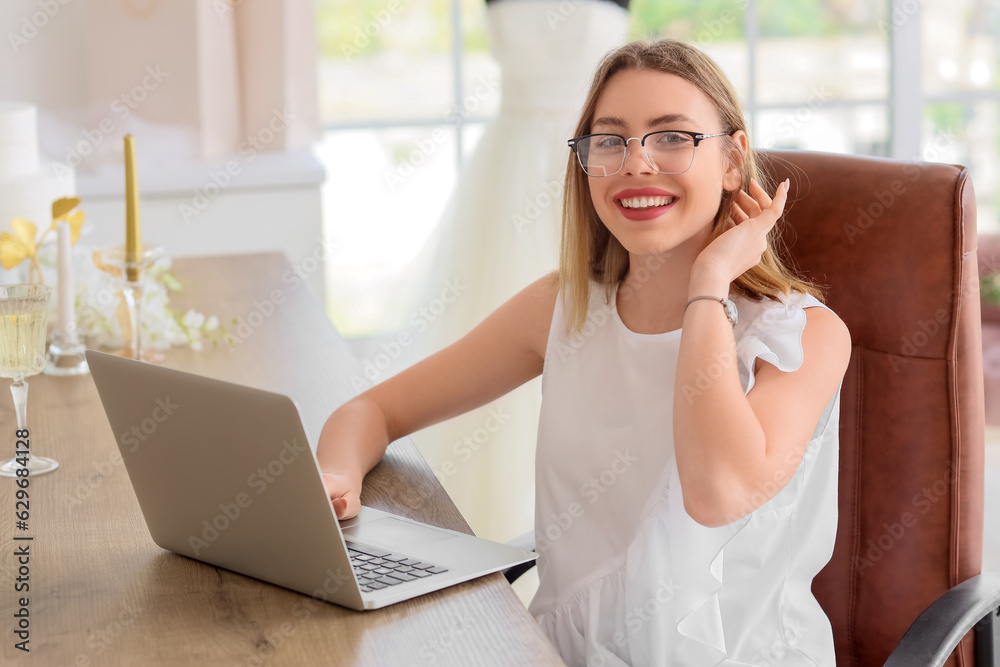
[0,284,57,476]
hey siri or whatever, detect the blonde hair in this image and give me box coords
[559,39,824,335]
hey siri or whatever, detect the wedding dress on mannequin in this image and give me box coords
[400,0,630,542]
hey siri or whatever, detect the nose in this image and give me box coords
[621,137,654,175]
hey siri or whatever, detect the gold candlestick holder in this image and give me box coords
[94,244,164,363]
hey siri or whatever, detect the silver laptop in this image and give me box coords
[86,350,536,611]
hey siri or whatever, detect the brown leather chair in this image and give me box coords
[504,149,1000,665]
[758,150,999,666]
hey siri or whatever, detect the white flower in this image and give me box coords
[34,244,227,352]
[182,309,205,330]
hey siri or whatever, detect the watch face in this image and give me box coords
[724,299,739,324]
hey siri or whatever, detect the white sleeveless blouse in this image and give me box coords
[529,280,841,666]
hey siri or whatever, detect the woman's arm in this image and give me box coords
[317,271,559,518]
[674,291,851,528]
[673,178,852,528]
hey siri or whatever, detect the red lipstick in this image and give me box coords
[613,188,678,221]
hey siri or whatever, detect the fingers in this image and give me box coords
[731,202,749,223]
[772,178,790,213]
[740,178,790,223]
[747,178,773,209]
[332,493,361,520]
[735,189,762,218]
[332,496,347,518]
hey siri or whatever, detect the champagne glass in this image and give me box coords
[0,284,57,476]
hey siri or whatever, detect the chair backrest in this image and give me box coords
[759,149,985,667]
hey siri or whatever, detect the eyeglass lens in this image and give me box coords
[576,132,696,177]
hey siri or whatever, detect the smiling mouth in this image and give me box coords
[617,195,677,210]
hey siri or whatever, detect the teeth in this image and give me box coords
[619,196,676,209]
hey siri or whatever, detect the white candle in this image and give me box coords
[56,220,76,344]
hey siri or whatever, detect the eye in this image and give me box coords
[593,135,624,149]
[653,132,692,146]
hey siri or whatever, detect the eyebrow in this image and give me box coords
[591,113,697,129]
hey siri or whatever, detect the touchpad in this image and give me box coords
[342,517,455,549]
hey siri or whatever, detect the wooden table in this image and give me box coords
[0,253,563,667]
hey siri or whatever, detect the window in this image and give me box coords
[315,0,495,336]
[317,0,1000,335]
[631,0,891,155]
[921,0,999,232]
[631,0,998,227]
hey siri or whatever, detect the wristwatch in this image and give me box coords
[686,295,739,324]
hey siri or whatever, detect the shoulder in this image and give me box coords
[800,302,851,380]
[490,270,560,362]
[740,291,851,385]
[780,292,851,368]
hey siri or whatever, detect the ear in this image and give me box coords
[722,130,749,192]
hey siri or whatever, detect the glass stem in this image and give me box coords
[10,378,30,469]
[123,281,143,360]
[11,378,27,432]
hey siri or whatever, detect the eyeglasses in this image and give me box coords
[567,130,734,177]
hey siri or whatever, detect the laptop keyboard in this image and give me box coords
[346,541,450,593]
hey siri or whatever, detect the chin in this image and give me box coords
[612,235,678,259]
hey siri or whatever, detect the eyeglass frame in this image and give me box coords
[567,129,737,177]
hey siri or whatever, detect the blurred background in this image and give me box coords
[1,0,998,605]
[315,0,998,335]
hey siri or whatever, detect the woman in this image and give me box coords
[320,39,850,665]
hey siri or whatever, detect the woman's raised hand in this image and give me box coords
[692,178,790,286]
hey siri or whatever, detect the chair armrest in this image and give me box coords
[502,530,536,584]
[884,572,1000,667]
